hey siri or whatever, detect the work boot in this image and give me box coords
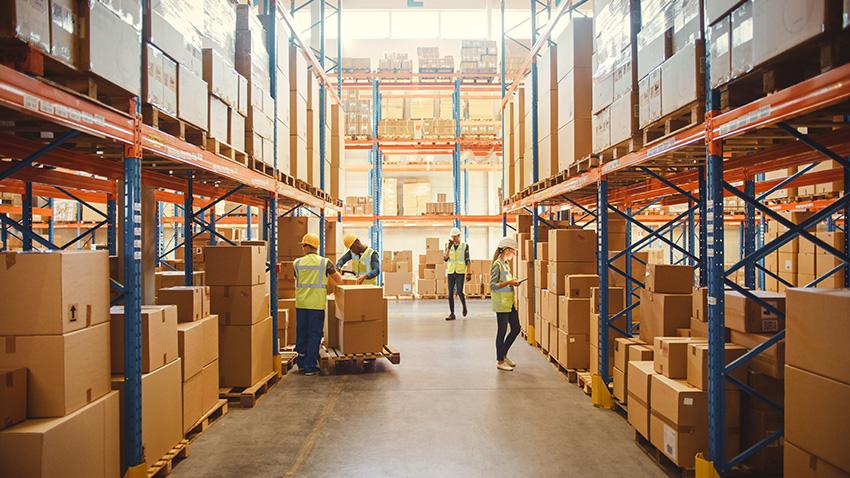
[462,303,468,317]
[445,314,456,321]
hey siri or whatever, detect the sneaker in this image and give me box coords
[303,369,320,376]
[504,357,516,367]
[497,361,514,371]
[445,314,456,321]
[462,304,468,317]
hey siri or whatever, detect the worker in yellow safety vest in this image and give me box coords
[294,233,342,375]
[443,227,470,320]
[490,236,521,371]
[336,233,380,285]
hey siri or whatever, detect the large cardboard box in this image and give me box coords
[653,337,707,379]
[203,244,266,286]
[548,261,596,294]
[686,343,747,390]
[786,288,850,385]
[548,229,597,263]
[182,369,204,433]
[219,316,273,387]
[324,297,340,349]
[730,330,785,379]
[591,286,625,315]
[534,260,549,290]
[725,290,785,334]
[0,367,26,430]
[639,290,692,344]
[335,285,387,322]
[201,360,219,412]
[613,337,643,372]
[0,0,51,53]
[0,250,109,335]
[78,1,142,96]
[558,296,590,335]
[692,287,708,322]
[110,305,178,374]
[785,365,850,474]
[557,331,589,369]
[565,274,599,298]
[752,0,841,69]
[645,264,694,294]
[383,271,414,296]
[210,284,267,326]
[708,16,732,88]
[784,440,848,478]
[277,217,309,260]
[339,318,386,354]
[278,298,297,347]
[0,390,120,478]
[112,359,182,469]
[157,286,209,323]
[176,315,219,380]
[627,361,655,439]
[0,322,110,417]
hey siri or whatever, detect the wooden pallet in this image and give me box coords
[147,439,190,478]
[319,344,401,374]
[634,430,695,478]
[576,371,593,395]
[219,370,280,408]
[185,399,229,442]
[143,104,207,147]
[612,398,628,418]
[642,101,705,147]
[250,157,274,177]
[206,137,249,166]
[596,135,642,163]
[384,295,415,300]
[279,350,298,372]
[415,294,440,299]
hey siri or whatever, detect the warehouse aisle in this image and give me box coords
[172,300,665,478]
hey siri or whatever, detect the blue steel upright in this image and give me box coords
[318,0,327,256]
[184,171,194,285]
[22,182,32,251]
[743,179,756,288]
[268,0,280,355]
[500,0,507,236]
[453,79,462,229]
[597,179,610,383]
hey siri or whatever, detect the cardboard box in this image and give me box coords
[613,366,627,403]
[0,250,109,335]
[0,322,110,417]
[558,296,590,335]
[784,440,848,478]
[785,365,850,473]
[203,244,266,286]
[786,288,850,385]
[201,360,219,412]
[0,0,51,53]
[276,217,309,259]
[157,286,209,322]
[549,322,559,359]
[557,332,589,369]
[182,369,203,433]
[645,264,694,294]
[534,260,549,290]
[565,274,599,298]
[591,286,625,315]
[548,261,596,294]
[339,318,387,354]
[176,315,218,381]
[729,330,785,379]
[219,316,273,387]
[383,271,414,296]
[708,16,732,88]
[692,287,708,322]
[613,337,643,372]
[278,299,296,346]
[335,285,387,322]
[111,359,182,469]
[324,298,340,349]
[0,367,26,430]
[418,279,436,295]
[0,390,120,478]
[752,0,840,69]
[548,229,597,263]
[686,343,747,390]
[110,305,178,374]
[209,284,267,326]
[627,361,655,439]
[653,337,708,379]
[724,290,785,333]
[639,290,693,344]
[78,1,142,96]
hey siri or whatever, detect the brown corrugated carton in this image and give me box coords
[724,290,785,334]
[645,264,694,294]
[692,287,707,322]
[0,390,120,478]
[549,323,559,359]
[590,286,625,314]
[786,288,850,385]
[209,284,267,325]
[566,274,599,298]
[730,330,784,379]
[277,217,309,260]
[548,261,596,294]
[339,318,387,354]
[784,441,847,478]
[335,285,387,322]
[686,343,747,390]
[278,298,296,346]
[534,259,549,290]
[110,305,178,374]
[785,365,850,474]
[639,289,692,344]
[219,316,273,387]
[0,367,26,430]
[201,360,219,412]
[653,337,708,378]
[627,361,655,439]
[0,250,109,336]
[0,0,51,53]
[182,369,203,433]
[324,296,340,349]
[548,229,597,263]
[557,332,588,369]
[112,359,182,469]
[558,296,590,335]
[177,315,219,381]
[614,337,643,372]
[157,286,209,322]
[203,243,266,286]
[0,322,110,417]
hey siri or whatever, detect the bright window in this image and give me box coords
[441,10,488,39]
[345,10,391,39]
[494,9,532,39]
[391,11,439,39]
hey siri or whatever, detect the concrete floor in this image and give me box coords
[172,300,666,478]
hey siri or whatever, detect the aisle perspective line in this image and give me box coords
[284,376,349,477]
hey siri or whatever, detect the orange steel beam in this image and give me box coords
[339,214,512,224]
[0,181,108,204]
[344,162,502,172]
[0,164,115,193]
[0,205,52,216]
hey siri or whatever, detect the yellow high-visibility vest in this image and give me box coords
[351,246,377,285]
[490,259,515,313]
[447,242,468,274]
[294,253,329,310]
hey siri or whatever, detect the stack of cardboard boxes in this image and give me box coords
[0,251,119,477]
[418,237,447,297]
[334,286,388,354]
[236,5,276,168]
[639,264,694,344]
[383,250,415,298]
[417,46,454,73]
[463,260,492,298]
[554,17,593,172]
[276,216,308,347]
[425,193,455,215]
[344,196,373,216]
[459,40,497,74]
[342,88,372,137]
[762,213,847,291]
[378,52,413,73]
[205,242,273,388]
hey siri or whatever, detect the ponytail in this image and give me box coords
[492,247,503,262]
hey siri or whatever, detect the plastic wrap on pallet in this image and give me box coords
[592,0,636,80]
[144,43,178,116]
[636,0,672,79]
[51,0,78,65]
[96,0,142,31]
[202,0,236,63]
[0,0,50,53]
[79,0,142,96]
[730,1,753,79]
[708,15,732,88]
[150,0,204,76]
[672,0,703,52]
[235,4,270,91]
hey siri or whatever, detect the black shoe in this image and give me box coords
[462,304,468,317]
[445,314,456,321]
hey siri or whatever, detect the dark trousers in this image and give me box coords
[447,272,467,314]
[295,308,325,372]
[496,306,520,361]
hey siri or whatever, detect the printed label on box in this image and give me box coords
[664,424,677,458]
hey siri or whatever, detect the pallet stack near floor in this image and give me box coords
[418,237,447,297]
[383,250,415,297]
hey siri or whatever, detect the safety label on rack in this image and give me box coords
[718,105,771,135]
[602,160,620,174]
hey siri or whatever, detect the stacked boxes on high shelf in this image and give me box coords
[383,251,415,298]
[417,47,454,74]
[335,286,389,354]
[424,193,455,215]
[289,42,309,181]
[464,260,492,298]
[342,89,372,138]
[276,216,308,347]
[344,196,373,216]
[592,0,640,156]
[378,52,413,73]
[236,5,276,169]
[418,237,447,297]
[460,40,497,75]
[533,40,558,179]
[340,57,371,74]
[204,242,273,389]
[511,87,529,196]
[0,251,120,476]
[554,17,593,172]
[402,180,431,215]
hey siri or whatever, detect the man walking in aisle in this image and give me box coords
[336,233,381,285]
[444,227,470,321]
[294,233,342,376]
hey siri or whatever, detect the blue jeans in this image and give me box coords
[295,308,325,372]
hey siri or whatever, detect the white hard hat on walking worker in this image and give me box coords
[449,227,461,238]
[497,236,518,251]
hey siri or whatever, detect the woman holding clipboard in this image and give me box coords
[489,236,525,371]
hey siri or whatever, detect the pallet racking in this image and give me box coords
[500,0,849,475]
[0,0,341,472]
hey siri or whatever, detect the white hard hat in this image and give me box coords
[449,227,461,237]
[497,236,518,251]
